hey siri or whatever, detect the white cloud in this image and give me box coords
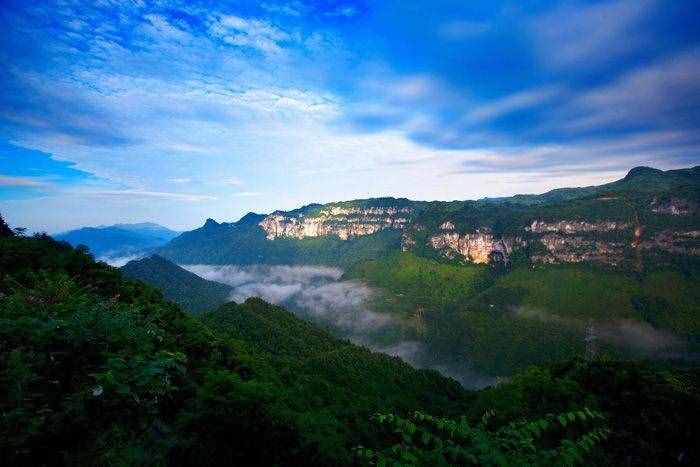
[210,14,290,54]
[532,0,656,68]
[563,49,700,130]
[260,2,303,17]
[461,86,561,125]
[230,191,260,197]
[0,175,46,187]
[83,190,217,202]
[325,6,357,18]
[143,14,192,43]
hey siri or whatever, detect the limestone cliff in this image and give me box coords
[259,206,412,240]
[428,230,519,264]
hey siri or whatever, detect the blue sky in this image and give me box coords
[1,0,699,232]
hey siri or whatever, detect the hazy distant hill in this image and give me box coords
[121,254,232,313]
[55,222,179,264]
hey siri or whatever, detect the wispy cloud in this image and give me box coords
[563,49,700,131]
[324,6,358,18]
[461,86,562,125]
[531,0,656,69]
[209,14,291,54]
[0,175,46,187]
[260,2,304,17]
[83,190,216,202]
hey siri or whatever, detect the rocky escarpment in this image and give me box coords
[527,220,630,234]
[651,198,695,216]
[526,219,631,265]
[425,215,699,266]
[637,230,700,256]
[428,230,521,264]
[427,221,628,266]
[260,206,411,240]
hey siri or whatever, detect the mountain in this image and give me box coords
[158,166,699,269]
[154,166,700,376]
[55,222,179,264]
[121,255,233,313]
[1,214,698,466]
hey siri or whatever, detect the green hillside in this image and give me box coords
[1,218,699,465]
[349,253,700,375]
[121,255,233,314]
[156,166,699,268]
[0,227,467,465]
[157,214,402,267]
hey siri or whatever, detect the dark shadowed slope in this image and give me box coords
[121,254,233,313]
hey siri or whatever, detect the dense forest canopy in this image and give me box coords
[1,219,699,465]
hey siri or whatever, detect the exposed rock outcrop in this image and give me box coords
[637,230,700,256]
[527,220,630,234]
[651,198,695,216]
[429,230,519,265]
[533,235,626,265]
[259,206,411,240]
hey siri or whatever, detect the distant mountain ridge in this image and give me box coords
[55,222,179,264]
[157,165,699,269]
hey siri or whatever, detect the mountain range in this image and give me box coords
[107,166,699,378]
[55,222,179,265]
[2,206,699,466]
[156,166,698,269]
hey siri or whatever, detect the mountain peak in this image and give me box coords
[238,212,264,224]
[203,218,219,228]
[623,166,664,180]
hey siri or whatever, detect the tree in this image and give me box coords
[0,213,13,237]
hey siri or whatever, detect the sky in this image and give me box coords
[1,0,699,233]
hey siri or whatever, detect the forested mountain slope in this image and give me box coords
[121,255,233,313]
[157,166,698,269]
[2,215,699,465]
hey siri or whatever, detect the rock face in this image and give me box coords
[527,220,630,234]
[259,206,411,240]
[429,230,519,265]
[525,219,631,265]
[651,198,695,216]
[637,230,700,256]
[533,235,626,265]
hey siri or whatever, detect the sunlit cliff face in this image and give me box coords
[259,206,412,240]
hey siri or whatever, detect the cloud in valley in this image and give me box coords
[184,263,494,388]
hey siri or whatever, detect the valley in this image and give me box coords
[147,166,700,379]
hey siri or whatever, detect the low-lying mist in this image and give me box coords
[184,264,494,388]
[515,307,685,357]
[182,264,693,389]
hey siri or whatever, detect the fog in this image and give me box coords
[515,307,684,356]
[184,264,494,388]
[99,254,143,267]
[181,264,691,389]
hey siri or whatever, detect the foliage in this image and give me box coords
[121,255,233,313]
[355,409,609,466]
[0,232,468,465]
[350,253,699,375]
[1,226,699,466]
[346,252,492,314]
